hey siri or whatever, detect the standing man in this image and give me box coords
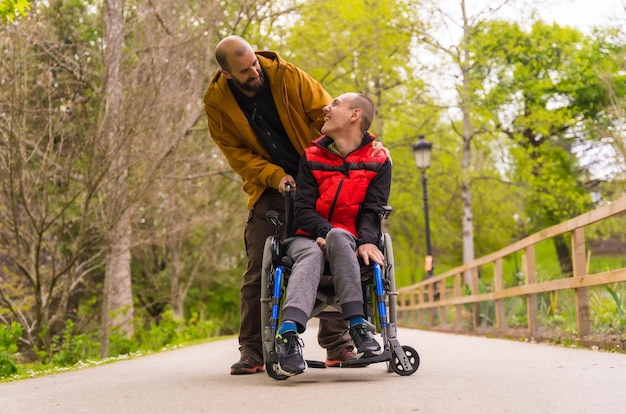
[203,36,355,375]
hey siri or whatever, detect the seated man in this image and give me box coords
[275,92,392,376]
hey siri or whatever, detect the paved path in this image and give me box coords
[1,322,625,414]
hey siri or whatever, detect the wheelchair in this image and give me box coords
[260,186,420,380]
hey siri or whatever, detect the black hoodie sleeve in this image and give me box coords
[293,155,333,238]
[356,158,392,246]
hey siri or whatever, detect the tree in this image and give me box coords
[121,0,298,324]
[411,0,518,285]
[271,0,425,141]
[470,20,626,273]
[0,2,106,358]
[98,0,132,354]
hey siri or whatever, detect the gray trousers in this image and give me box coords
[240,190,350,361]
[283,228,364,332]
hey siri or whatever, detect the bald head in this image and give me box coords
[347,93,375,133]
[215,36,255,72]
[214,36,265,96]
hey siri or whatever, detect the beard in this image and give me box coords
[231,70,265,94]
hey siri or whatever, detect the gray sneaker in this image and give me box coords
[276,331,307,376]
[349,323,382,358]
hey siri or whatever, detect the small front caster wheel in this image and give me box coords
[390,345,419,376]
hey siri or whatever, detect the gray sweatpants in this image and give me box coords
[283,228,364,332]
[325,228,364,320]
[283,237,324,332]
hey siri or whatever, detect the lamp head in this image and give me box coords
[412,135,432,169]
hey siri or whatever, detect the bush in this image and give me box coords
[50,320,99,367]
[1,312,224,377]
[134,310,220,351]
[0,322,23,377]
[108,329,140,357]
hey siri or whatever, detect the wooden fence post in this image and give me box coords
[494,257,506,332]
[524,245,538,339]
[455,272,462,328]
[571,227,590,337]
[471,267,480,329]
[439,279,447,324]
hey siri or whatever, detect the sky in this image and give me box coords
[437,0,626,33]
[535,0,625,31]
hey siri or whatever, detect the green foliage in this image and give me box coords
[0,0,30,24]
[34,322,96,366]
[512,143,593,232]
[507,297,528,329]
[107,330,140,357]
[105,310,223,357]
[49,320,98,367]
[538,290,577,334]
[0,322,23,377]
[591,285,626,337]
[470,20,621,221]
[0,311,225,375]
[269,0,427,141]
[134,310,219,351]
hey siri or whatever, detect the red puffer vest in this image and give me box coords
[298,133,388,238]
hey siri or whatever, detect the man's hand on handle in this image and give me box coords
[279,175,296,194]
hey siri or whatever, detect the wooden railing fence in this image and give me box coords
[396,197,626,346]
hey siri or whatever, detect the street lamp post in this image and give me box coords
[412,136,434,281]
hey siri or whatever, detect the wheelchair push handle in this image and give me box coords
[283,183,295,238]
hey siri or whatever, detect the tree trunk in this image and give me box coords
[99,0,134,357]
[103,212,134,332]
[171,244,184,319]
[554,235,573,276]
[460,0,475,287]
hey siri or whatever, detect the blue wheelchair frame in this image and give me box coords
[260,189,419,380]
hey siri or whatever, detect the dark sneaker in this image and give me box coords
[325,345,357,367]
[349,323,382,358]
[230,356,265,375]
[276,331,307,376]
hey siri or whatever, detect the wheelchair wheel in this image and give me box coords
[382,233,399,373]
[266,358,289,380]
[390,345,420,376]
[260,236,274,366]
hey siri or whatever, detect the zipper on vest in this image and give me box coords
[327,178,344,222]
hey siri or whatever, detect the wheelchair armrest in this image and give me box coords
[378,206,392,222]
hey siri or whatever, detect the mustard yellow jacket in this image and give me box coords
[203,51,331,208]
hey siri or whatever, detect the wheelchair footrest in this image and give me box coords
[305,360,327,369]
[338,349,391,368]
[266,355,329,369]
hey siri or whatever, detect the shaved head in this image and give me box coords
[214,36,264,96]
[347,93,375,133]
[215,35,254,72]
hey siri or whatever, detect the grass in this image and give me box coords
[0,310,234,383]
[0,334,234,384]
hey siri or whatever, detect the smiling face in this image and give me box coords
[320,93,358,136]
[221,46,265,96]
